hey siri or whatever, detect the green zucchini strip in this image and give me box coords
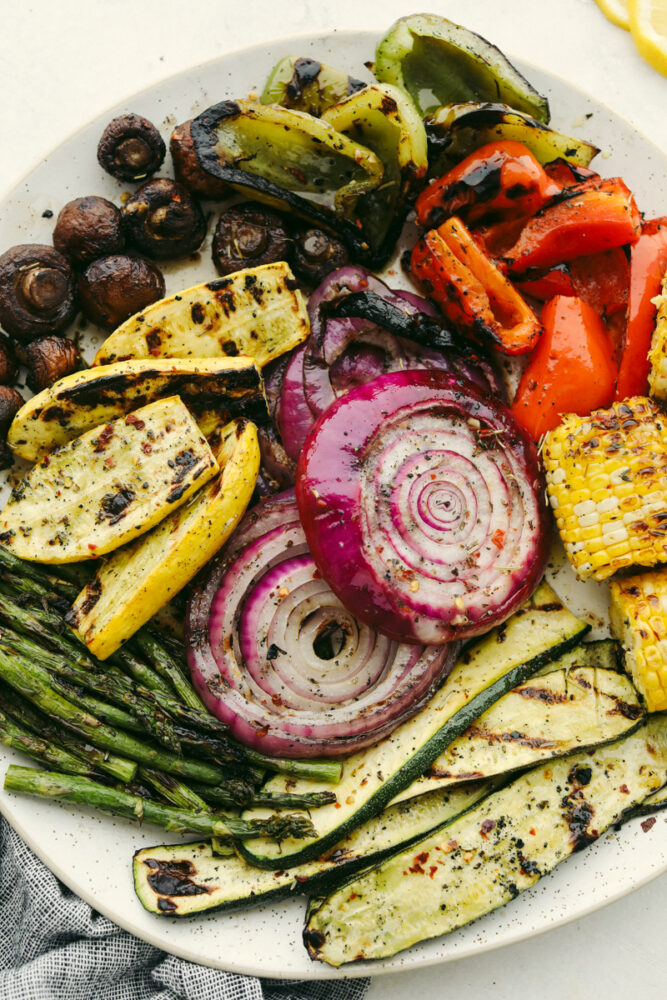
[305,715,667,966]
[389,665,643,805]
[133,781,494,917]
[239,583,589,869]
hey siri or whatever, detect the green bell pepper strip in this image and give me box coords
[426,102,599,176]
[374,13,550,122]
[261,56,367,117]
[322,82,428,251]
[191,99,393,266]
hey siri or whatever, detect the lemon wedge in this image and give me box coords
[629,0,667,75]
[594,0,630,30]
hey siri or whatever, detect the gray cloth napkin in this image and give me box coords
[0,817,369,1000]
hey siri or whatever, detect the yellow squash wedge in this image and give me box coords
[92,262,309,367]
[68,417,259,658]
[8,356,266,463]
[0,397,218,563]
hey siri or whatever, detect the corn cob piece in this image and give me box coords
[609,569,667,712]
[648,270,667,399]
[542,396,667,581]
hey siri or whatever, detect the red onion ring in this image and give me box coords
[186,491,458,758]
[297,370,550,646]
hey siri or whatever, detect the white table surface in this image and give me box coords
[0,0,665,996]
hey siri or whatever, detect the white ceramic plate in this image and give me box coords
[0,29,666,982]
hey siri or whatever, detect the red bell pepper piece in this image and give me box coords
[503,178,641,274]
[410,216,542,355]
[516,248,629,316]
[416,140,562,228]
[543,159,600,188]
[615,218,667,400]
[511,296,617,440]
[516,265,576,301]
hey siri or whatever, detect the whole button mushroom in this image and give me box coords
[78,254,165,331]
[22,336,83,393]
[291,227,349,284]
[212,203,291,276]
[122,178,206,260]
[0,245,77,343]
[97,113,166,182]
[53,196,125,267]
[0,385,25,469]
[170,120,228,199]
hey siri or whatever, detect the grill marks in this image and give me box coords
[143,857,212,906]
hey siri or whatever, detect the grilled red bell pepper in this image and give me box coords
[543,159,600,188]
[410,215,542,355]
[614,218,667,400]
[516,247,629,317]
[416,140,562,228]
[511,295,617,440]
[503,177,641,274]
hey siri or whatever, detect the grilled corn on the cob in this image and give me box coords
[648,270,667,399]
[542,397,667,581]
[609,570,667,712]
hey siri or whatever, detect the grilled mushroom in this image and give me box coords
[212,203,290,276]
[291,227,349,284]
[78,254,165,331]
[0,385,24,469]
[97,114,166,182]
[53,196,125,266]
[0,336,17,386]
[0,245,77,343]
[170,120,228,198]
[122,179,206,260]
[22,336,82,392]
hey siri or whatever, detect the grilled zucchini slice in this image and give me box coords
[305,715,667,966]
[0,396,218,563]
[239,583,589,869]
[8,357,266,463]
[133,781,494,917]
[68,418,259,658]
[92,263,309,367]
[389,666,643,805]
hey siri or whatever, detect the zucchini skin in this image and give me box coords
[240,586,590,869]
[304,716,667,966]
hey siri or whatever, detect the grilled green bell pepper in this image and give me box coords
[261,56,367,117]
[322,83,428,251]
[374,13,550,122]
[191,99,395,265]
[426,102,599,175]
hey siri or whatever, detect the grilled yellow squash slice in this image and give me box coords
[92,262,309,367]
[8,357,266,463]
[68,417,259,658]
[0,397,219,563]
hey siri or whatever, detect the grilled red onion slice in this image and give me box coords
[278,265,503,460]
[186,491,457,758]
[297,370,550,646]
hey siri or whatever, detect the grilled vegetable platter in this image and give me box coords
[0,11,666,978]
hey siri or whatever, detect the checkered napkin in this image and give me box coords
[0,817,370,1000]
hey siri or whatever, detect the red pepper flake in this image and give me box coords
[334,802,342,809]
[416,851,429,864]
[125,414,146,430]
[409,862,425,874]
[641,817,656,832]
[42,455,50,467]
[480,819,496,839]
[141,442,153,455]
[348,892,359,900]
[429,865,438,879]
[492,529,506,549]
[87,543,97,551]
[529,827,536,836]
[620,784,630,794]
